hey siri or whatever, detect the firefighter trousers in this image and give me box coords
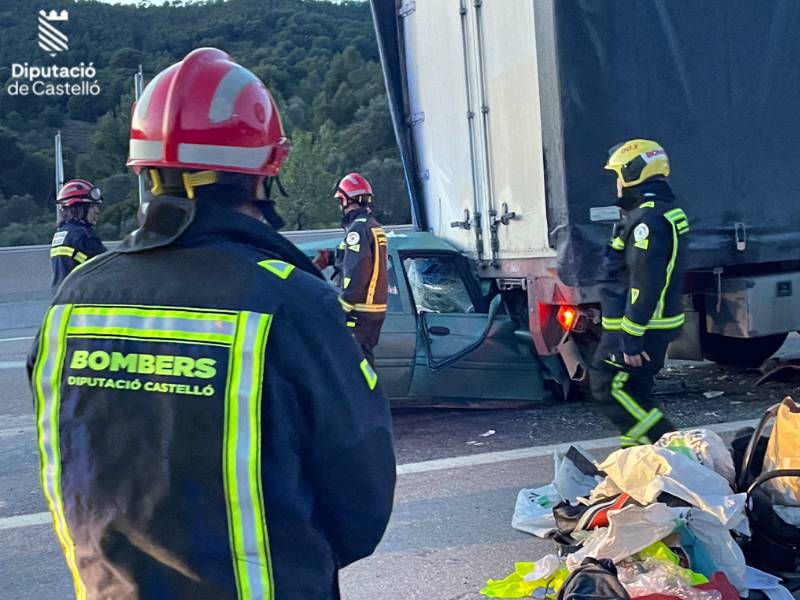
[589,333,677,447]
[351,313,385,367]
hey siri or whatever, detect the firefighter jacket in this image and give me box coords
[28,198,396,600]
[600,187,689,356]
[50,219,107,293]
[333,208,388,318]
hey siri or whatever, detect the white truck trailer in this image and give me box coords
[370,0,800,378]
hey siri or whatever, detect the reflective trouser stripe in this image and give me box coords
[626,408,663,441]
[611,370,663,447]
[33,304,86,600]
[225,311,274,600]
[610,371,647,420]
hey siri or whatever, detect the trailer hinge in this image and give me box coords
[451,208,472,230]
[407,112,425,126]
[492,202,519,226]
[399,1,416,18]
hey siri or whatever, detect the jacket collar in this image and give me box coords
[342,206,370,227]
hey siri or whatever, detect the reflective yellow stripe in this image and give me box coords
[67,326,233,345]
[353,303,387,313]
[71,306,238,323]
[631,288,640,304]
[602,316,622,331]
[360,358,378,390]
[343,277,351,289]
[366,227,384,305]
[50,246,76,259]
[648,314,685,329]
[640,201,656,208]
[74,252,88,264]
[339,296,354,312]
[634,239,649,250]
[258,259,295,280]
[33,305,86,599]
[610,237,625,250]
[224,312,274,600]
[346,321,356,328]
[621,317,647,336]
[620,313,685,335]
[611,371,647,420]
[347,244,361,253]
[627,408,664,440]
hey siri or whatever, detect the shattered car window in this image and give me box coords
[403,256,474,314]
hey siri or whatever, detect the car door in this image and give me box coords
[372,254,416,401]
[401,252,552,403]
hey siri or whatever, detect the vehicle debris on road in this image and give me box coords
[489,400,800,599]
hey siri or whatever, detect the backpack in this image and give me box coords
[556,558,631,600]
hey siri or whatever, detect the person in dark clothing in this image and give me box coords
[28,48,395,600]
[589,139,689,447]
[50,179,106,292]
[314,173,388,366]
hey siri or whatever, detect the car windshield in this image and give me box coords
[403,256,474,314]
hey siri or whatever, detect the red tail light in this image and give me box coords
[556,305,577,331]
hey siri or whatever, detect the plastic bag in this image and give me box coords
[553,446,601,503]
[763,397,800,507]
[565,504,680,570]
[511,484,560,537]
[597,445,745,527]
[655,430,736,485]
[616,558,721,600]
[677,509,747,594]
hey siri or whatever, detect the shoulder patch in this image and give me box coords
[633,223,650,242]
[258,259,295,280]
[346,231,360,246]
[51,231,68,246]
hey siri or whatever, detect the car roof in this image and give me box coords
[294,229,461,255]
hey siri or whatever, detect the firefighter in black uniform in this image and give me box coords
[28,48,395,600]
[589,139,690,447]
[314,173,388,366]
[50,178,106,292]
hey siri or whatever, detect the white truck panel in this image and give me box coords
[402,2,477,254]
[401,0,553,260]
[479,0,553,259]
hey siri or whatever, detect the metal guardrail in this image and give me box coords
[0,224,416,330]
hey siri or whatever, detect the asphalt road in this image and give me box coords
[1,329,799,599]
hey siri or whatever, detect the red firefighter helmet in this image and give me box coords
[57,179,103,207]
[127,48,290,177]
[334,173,373,208]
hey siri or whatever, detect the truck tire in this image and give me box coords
[700,331,787,368]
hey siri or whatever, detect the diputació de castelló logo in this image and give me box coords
[5,9,101,97]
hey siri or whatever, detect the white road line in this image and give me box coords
[396,417,760,475]
[0,336,34,343]
[0,361,25,370]
[0,511,50,530]
[0,417,762,531]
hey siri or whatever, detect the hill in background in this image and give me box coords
[0,0,410,245]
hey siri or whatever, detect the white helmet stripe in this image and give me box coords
[209,66,260,124]
[135,67,172,121]
[129,139,164,161]
[344,187,369,196]
[178,143,270,170]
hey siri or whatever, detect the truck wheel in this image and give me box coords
[700,331,787,368]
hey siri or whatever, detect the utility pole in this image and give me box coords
[135,65,145,206]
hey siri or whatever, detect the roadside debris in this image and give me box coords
[489,402,800,599]
[480,430,497,437]
[702,391,725,399]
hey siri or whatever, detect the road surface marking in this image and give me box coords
[396,417,759,475]
[0,336,34,343]
[0,417,761,530]
[0,361,25,370]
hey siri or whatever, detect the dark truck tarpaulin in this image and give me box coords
[370,0,800,288]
